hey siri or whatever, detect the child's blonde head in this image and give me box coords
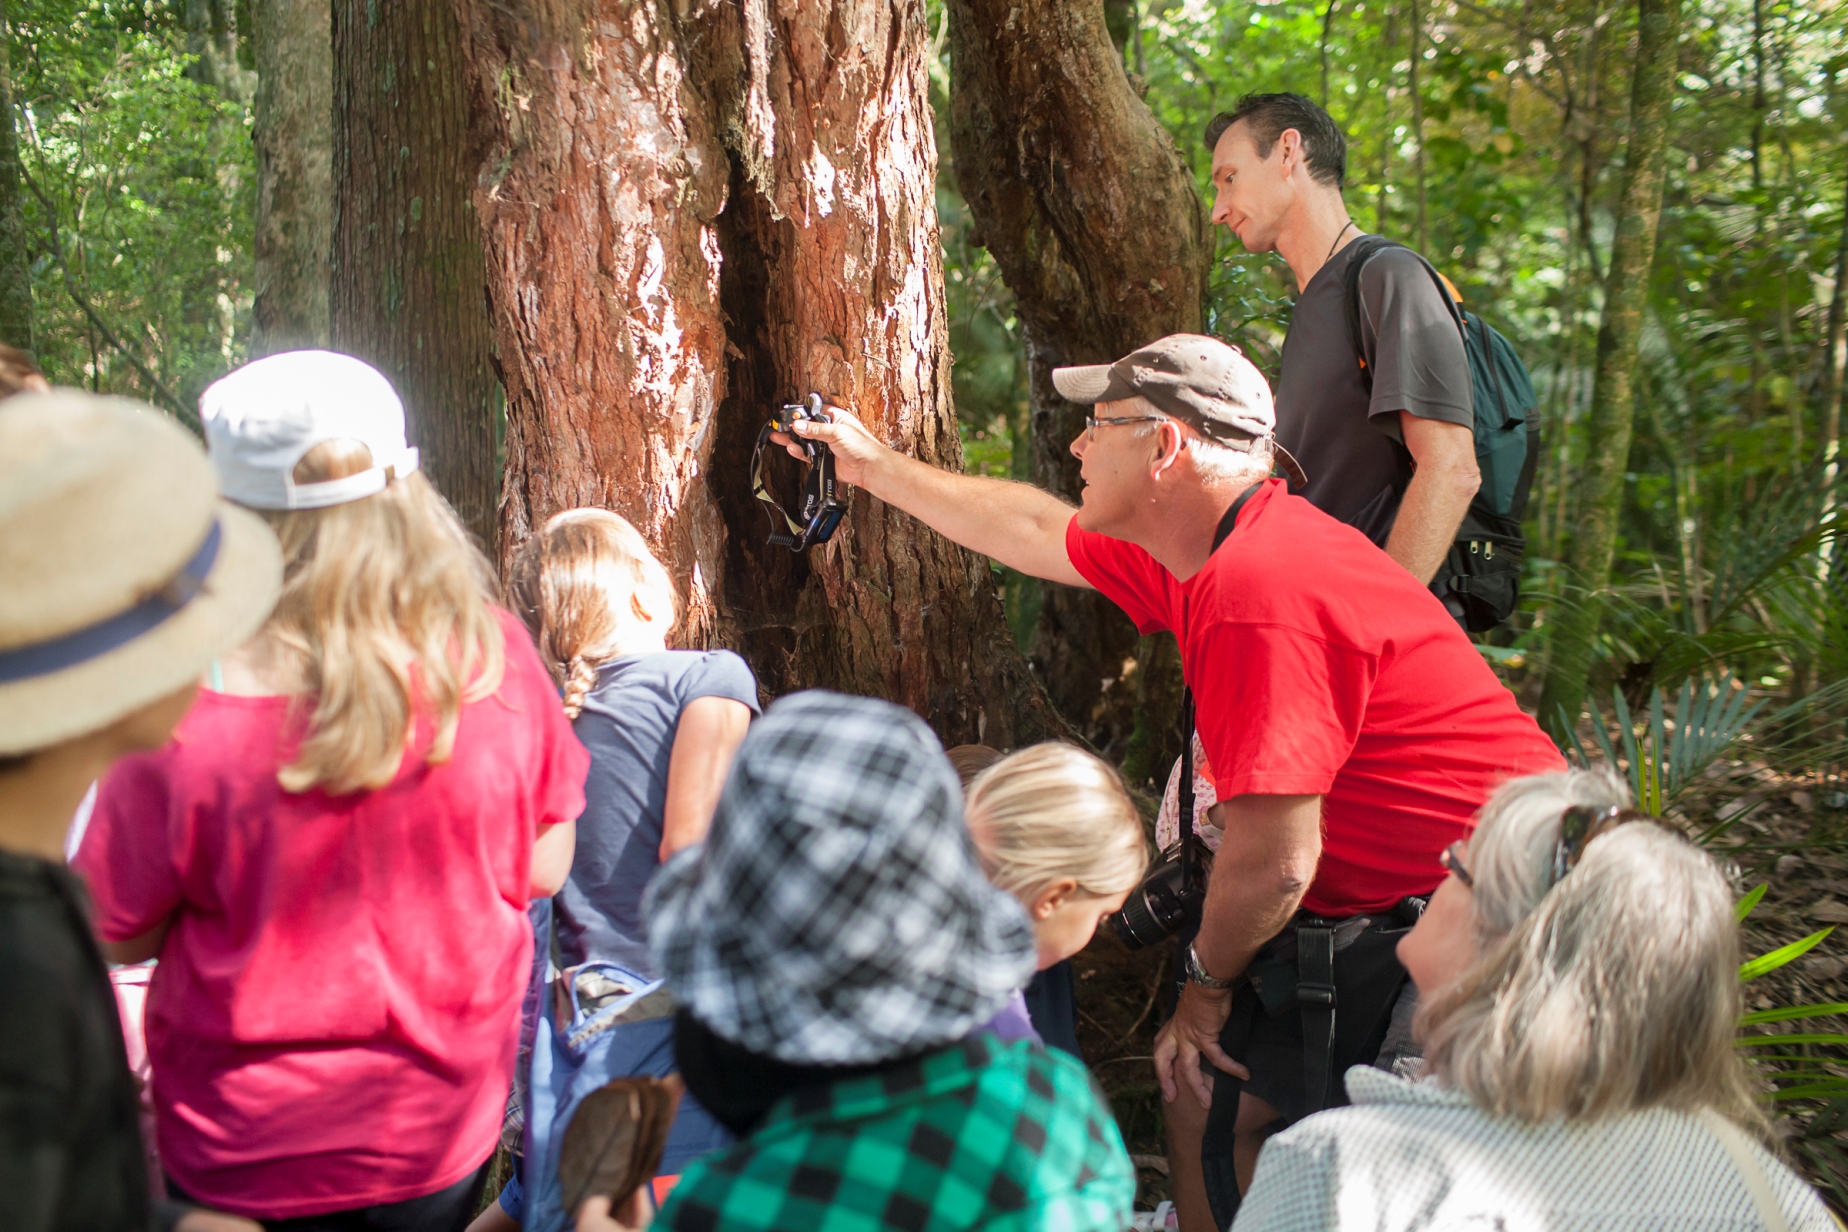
[508,508,678,718]
[964,743,1148,906]
[259,439,505,795]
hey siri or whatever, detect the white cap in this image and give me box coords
[200,350,422,511]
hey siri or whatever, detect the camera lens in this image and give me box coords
[1108,847,1198,950]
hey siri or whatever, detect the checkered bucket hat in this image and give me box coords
[645,691,1038,1066]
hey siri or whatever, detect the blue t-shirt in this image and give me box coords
[557,650,761,973]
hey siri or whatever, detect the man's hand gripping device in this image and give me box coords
[752,393,849,551]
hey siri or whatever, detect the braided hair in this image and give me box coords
[508,508,679,719]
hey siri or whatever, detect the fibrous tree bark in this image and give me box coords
[1537,0,1683,736]
[250,0,332,356]
[946,0,1206,764]
[450,0,1068,744]
[331,0,499,547]
[0,0,34,357]
[448,0,731,644]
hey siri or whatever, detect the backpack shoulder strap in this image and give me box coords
[1341,235,1401,391]
[1343,238,1469,392]
[1697,1108,1791,1232]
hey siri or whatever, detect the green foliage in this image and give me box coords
[1739,892,1848,1204]
[8,0,254,413]
[933,0,1848,728]
[1556,673,1764,810]
[1741,924,1834,982]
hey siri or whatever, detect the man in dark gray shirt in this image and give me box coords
[1203,92,1479,586]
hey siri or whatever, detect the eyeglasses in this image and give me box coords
[1440,840,1474,889]
[1084,414,1165,441]
[1551,804,1646,887]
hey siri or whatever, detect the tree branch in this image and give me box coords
[17,162,198,431]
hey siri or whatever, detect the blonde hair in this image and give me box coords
[259,440,505,795]
[1421,786,1767,1139]
[507,508,678,719]
[964,743,1149,905]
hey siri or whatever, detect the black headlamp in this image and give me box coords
[751,393,849,551]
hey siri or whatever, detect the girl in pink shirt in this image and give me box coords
[75,352,589,1228]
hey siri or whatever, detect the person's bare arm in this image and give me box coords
[530,818,577,898]
[1384,413,1479,584]
[660,697,753,860]
[781,410,1089,587]
[101,917,170,965]
[1153,793,1324,1108]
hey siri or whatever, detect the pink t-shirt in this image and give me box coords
[75,609,589,1219]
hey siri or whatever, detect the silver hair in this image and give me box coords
[1465,765,1631,943]
[1421,767,1768,1139]
[1124,397,1273,489]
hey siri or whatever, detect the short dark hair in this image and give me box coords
[1204,92,1348,190]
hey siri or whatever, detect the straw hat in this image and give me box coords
[0,392,283,755]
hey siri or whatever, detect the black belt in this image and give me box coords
[1245,897,1428,1115]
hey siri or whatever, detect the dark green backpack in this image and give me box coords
[1342,235,1539,632]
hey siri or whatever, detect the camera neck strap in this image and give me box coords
[750,395,849,551]
[1179,480,1263,884]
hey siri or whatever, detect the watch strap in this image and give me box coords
[1186,943,1236,990]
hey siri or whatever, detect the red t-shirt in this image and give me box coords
[1066,479,1562,915]
[75,609,589,1219]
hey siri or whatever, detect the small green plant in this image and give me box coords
[1557,673,1764,813]
[1737,886,1848,1204]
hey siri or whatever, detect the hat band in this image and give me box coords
[0,520,223,685]
[282,447,420,510]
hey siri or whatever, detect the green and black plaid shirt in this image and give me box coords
[658,1034,1134,1232]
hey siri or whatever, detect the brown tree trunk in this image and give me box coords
[945,0,1206,762]
[0,0,34,357]
[451,0,1067,745]
[251,0,332,357]
[330,0,499,546]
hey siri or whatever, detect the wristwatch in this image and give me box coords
[1185,943,1236,990]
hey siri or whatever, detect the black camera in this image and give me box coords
[1111,839,1209,950]
[1109,690,1210,950]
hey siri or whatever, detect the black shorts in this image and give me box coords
[1196,905,1420,1227]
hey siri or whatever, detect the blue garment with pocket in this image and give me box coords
[514,956,731,1232]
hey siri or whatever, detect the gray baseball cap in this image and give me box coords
[1051,333,1307,487]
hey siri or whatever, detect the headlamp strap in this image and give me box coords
[751,393,849,551]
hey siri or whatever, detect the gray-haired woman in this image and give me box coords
[1233,766,1837,1231]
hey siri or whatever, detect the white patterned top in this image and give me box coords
[1232,1066,1839,1232]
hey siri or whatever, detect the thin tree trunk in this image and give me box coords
[1408,0,1427,251]
[0,0,34,357]
[1818,160,1848,579]
[1536,0,1683,737]
[250,0,331,356]
[182,0,257,102]
[450,0,1068,745]
[1320,0,1339,107]
[331,0,498,546]
[947,0,1207,759]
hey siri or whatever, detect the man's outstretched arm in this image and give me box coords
[783,409,1091,588]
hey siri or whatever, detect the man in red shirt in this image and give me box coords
[779,333,1562,1231]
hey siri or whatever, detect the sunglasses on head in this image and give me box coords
[1440,804,1648,894]
[1551,804,1648,886]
